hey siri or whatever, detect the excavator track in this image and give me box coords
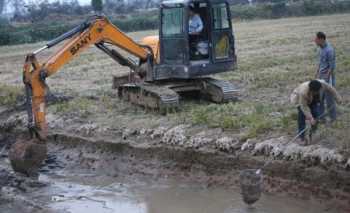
[118,83,180,112]
[199,78,239,103]
[117,77,238,112]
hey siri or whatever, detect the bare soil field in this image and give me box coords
[0,13,350,212]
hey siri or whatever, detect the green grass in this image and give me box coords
[51,97,95,118]
[186,102,293,139]
[0,84,23,106]
[337,76,350,88]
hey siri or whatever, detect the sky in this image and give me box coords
[76,0,90,5]
[2,0,92,15]
[2,0,150,15]
[42,0,92,6]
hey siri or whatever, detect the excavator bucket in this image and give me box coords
[9,139,47,177]
[240,169,263,205]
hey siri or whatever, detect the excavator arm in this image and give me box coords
[23,15,154,141]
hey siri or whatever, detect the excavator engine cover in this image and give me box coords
[9,139,47,177]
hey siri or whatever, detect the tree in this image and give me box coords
[10,0,26,20]
[91,0,102,13]
[0,0,6,15]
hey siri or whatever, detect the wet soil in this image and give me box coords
[0,131,349,212]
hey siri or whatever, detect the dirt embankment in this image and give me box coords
[0,108,350,211]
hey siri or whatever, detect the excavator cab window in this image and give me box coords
[211,3,232,61]
[213,3,229,29]
[160,6,187,64]
[162,7,184,36]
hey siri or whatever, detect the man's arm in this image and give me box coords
[299,94,313,120]
[320,49,336,80]
[196,15,203,33]
[315,64,320,78]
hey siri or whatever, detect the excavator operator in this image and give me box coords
[189,6,203,35]
[189,6,204,60]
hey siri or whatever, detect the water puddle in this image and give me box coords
[37,172,334,213]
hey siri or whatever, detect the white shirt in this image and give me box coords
[189,14,203,34]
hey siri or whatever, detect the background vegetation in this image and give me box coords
[0,14,158,45]
[0,0,350,46]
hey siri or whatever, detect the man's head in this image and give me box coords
[314,32,326,47]
[309,80,322,95]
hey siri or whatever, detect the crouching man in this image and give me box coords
[290,79,342,145]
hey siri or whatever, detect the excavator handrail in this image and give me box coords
[47,22,91,48]
[33,16,97,55]
[46,15,109,49]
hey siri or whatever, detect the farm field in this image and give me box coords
[1,13,349,152]
[1,13,350,213]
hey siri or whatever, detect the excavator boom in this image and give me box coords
[23,15,154,141]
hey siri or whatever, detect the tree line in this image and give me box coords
[0,0,159,20]
[0,0,350,46]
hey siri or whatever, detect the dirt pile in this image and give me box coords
[242,136,348,166]
[121,124,350,169]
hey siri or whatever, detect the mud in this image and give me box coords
[0,131,349,212]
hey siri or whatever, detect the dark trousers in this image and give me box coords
[297,103,320,140]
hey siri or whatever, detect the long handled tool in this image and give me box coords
[239,104,336,205]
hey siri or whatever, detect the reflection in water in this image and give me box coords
[43,174,332,213]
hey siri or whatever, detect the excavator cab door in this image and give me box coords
[159,4,189,65]
[210,2,234,63]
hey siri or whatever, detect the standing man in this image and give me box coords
[290,80,342,145]
[314,32,337,122]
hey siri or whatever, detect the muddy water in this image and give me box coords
[0,134,345,212]
[37,172,333,213]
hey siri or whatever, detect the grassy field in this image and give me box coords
[0,14,349,152]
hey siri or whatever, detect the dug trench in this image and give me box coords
[0,127,350,212]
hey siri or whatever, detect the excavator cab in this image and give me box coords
[154,0,236,80]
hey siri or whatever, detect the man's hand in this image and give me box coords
[325,69,332,80]
[306,116,317,125]
[315,68,320,79]
[310,117,317,125]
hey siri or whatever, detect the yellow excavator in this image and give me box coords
[10,0,237,175]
